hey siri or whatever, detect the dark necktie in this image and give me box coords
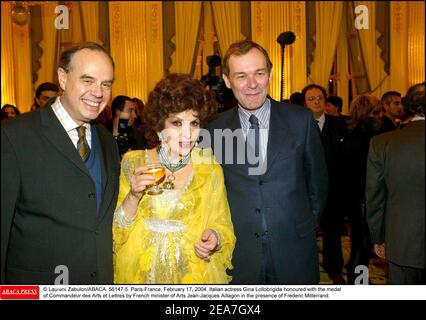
[248,114,260,158]
[77,126,90,161]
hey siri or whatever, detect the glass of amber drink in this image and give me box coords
[143,163,166,195]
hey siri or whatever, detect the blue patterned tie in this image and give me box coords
[248,115,260,158]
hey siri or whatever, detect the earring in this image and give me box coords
[158,133,164,143]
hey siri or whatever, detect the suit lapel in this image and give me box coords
[40,100,91,178]
[264,100,289,176]
[226,108,254,174]
[95,125,113,223]
[94,125,108,197]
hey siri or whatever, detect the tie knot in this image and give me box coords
[249,115,259,128]
[77,126,86,138]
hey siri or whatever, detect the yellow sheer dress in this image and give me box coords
[113,147,235,284]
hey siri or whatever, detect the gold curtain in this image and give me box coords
[407,1,425,87]
[109,2,163,102]
[201,2,215,75]
[389,2,408,96]
[211,1,245,57]
[251,1,301,100]
[309,1,343,89]
[355,1,389,98]
[34,1,58,90]
[80,1,100,43]
[170,1,202,74]
[1,2,16,107]
[336,8,349,114]
[12,10,33,112]
[288,1,307,94]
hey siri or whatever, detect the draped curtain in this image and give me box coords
[1,2,16,107]
[251,1,306,100]
[170,1,202,74]
[389,2,408,96]
[11,5,33,112]
[336,6,349,114]
[355,1,389,98]
[80,1,100,43]
[200,2,215,76]
[109,2,163,102]
[34,1,58,91]
[211,1,245,58]
[407,1,425,87]
[309,1,343,89]
[288,1,307,94]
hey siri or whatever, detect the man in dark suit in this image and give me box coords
[107,95,148,157]
[301,84,347,284]
[1,43,120,284]
[206,40,328,284]
[366,82,425,284]
[380,91,403,133]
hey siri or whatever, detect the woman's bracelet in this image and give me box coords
[113,205,136,228]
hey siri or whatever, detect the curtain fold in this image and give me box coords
[407,1,425,87]
[35,1,58,90]
[252,1,303,100]
[12,11,33,112]
[170,1,202,74]
[355,1,389,98]
[110,2,149,102]
[1,2,16,107]
[389,2,408,96]
[211,1,245,57]
[336,7,349,114]
[288,1,307,94]
[80,1,100,43]
[309,1,343,89]
[202,1,215,75]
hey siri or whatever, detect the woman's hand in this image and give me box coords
[128,165,156,200]
[195,229,219,261]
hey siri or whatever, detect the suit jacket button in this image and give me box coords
[91,272,97,278]
[88,193,95,199]
[255,208,261,213]
[259,180,264,185]
[255,233,260,238]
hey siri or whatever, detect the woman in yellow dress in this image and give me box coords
[113,73,235,284]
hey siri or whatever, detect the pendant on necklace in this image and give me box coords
[162,173,176,190]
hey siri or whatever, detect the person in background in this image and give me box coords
[1,104,20,121]
[132,97,147,136]
[325,95,347,118]
[366,82,425,284]
[108,95,148,157]
[340,94,383,284]
[380,91,402,132]
[289,91,304,106]
[31,82,60,111]
[302,84,347,285]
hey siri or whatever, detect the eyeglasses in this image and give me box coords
[307,95,325,101]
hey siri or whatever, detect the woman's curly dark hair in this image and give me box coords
[143,73,217,147]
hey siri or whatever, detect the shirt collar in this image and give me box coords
[238,98,271,128]
[54,97,91,133]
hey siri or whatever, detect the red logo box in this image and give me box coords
[0,286,39,300]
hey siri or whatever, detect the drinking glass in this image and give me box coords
[142,163,166,195]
